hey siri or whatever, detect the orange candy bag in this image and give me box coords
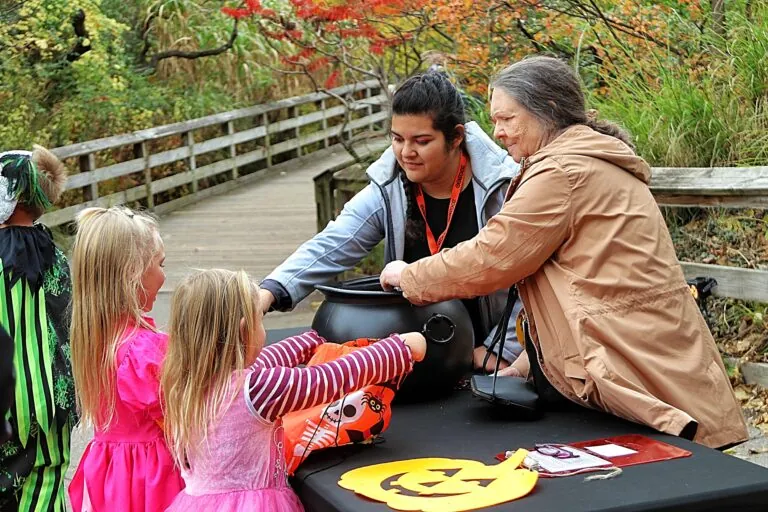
[283,339,405,474]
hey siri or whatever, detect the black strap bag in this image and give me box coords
[470,286,540,416]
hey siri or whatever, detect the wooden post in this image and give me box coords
[365,87,374,132]
[135,142,154,210]
[320,99,330,149]
[226,121,238,180]
[183,131,198,195]
[79,153,99,202]
[290,106,302,158]
[344,93,353,142]
[263,113,272,168]
[313,169,335,232]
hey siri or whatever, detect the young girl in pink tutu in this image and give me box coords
[68,207,184,511]
[161,269,426,511]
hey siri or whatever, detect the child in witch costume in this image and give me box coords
[0,147,76,511]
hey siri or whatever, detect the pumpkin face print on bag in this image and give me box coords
[282,340,405,474]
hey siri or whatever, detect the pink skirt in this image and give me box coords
[69,438,184,512]
[166,487,304,512]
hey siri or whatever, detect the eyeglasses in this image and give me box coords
[534,444,579,459]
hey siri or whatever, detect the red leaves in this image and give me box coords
[285,29,304,40]
[223,0,423,88]
[295,47,315,60]
[369,37,399,55]
[222,0,262,18]
[307,56,330,72]
[324,70,341,89]
[221,7,252,19]
[324,6,355,21]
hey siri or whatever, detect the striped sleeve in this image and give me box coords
[255,330,325,368]
[245,335,413,422]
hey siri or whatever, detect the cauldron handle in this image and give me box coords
[422,314,455,344]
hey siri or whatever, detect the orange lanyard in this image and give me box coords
[414,152,468,255]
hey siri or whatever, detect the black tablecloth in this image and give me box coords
[268,328,768,512]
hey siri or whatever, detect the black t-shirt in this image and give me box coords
[403,182,486,346]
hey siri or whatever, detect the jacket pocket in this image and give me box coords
[563,354,589,400]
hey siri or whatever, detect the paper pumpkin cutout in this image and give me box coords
[338,449,538,512]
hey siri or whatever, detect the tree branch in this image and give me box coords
[138,11,158,66]
[259,35,367,163]
[66,9,92,62]
[146,19,239,72]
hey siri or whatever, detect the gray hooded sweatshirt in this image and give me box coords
[262,121,523,361]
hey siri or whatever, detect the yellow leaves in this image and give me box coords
[110,76,127,92]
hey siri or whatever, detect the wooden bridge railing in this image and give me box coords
[316,163,768,303]
[652,166,768,302]
[41,80,388,227]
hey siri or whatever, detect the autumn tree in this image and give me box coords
[223,0,449,159]
[426,0,713,93]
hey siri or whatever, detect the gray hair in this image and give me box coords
[492,56,633,149]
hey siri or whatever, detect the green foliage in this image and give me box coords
[2,0,767,176]
[463,93,496,143]
[0,0,294,151]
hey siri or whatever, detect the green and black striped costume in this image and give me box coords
[0,225,76,512]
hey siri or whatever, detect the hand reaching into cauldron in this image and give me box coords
[400,332,427,362]
[380,261,407,291]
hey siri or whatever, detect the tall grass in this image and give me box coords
[591,10,768,167]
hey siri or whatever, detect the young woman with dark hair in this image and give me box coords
[260,72,523,370]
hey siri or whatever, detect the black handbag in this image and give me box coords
[470,286,540,415]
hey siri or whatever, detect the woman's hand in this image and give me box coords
[380,260,408,290]
[495,366,522,377]
[258,288,276,314]
[473,346,510,373]
[400,332,427,362]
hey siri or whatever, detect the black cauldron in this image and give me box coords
[311,276,474,402]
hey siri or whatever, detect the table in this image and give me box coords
[267,328,768,512]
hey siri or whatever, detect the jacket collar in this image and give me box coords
[526,125,651,184]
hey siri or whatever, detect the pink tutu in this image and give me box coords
[70,436,184,512]
[166,372,305,512]
[166,487,303,512]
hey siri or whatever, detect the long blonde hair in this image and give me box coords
[70,206,163,429]
[161,269,262,467]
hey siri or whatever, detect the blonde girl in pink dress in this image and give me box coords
[68,206,184,512]
[161,269,426,512]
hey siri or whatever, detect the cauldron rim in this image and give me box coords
[315,275,405,300]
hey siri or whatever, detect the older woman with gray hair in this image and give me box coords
[380,56,747,449]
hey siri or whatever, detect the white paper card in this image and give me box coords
[524,447,612,473]
[585,443,638,458]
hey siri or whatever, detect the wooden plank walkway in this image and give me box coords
[152,138,387,330]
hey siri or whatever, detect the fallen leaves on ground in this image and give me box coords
[734,384,768,434]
